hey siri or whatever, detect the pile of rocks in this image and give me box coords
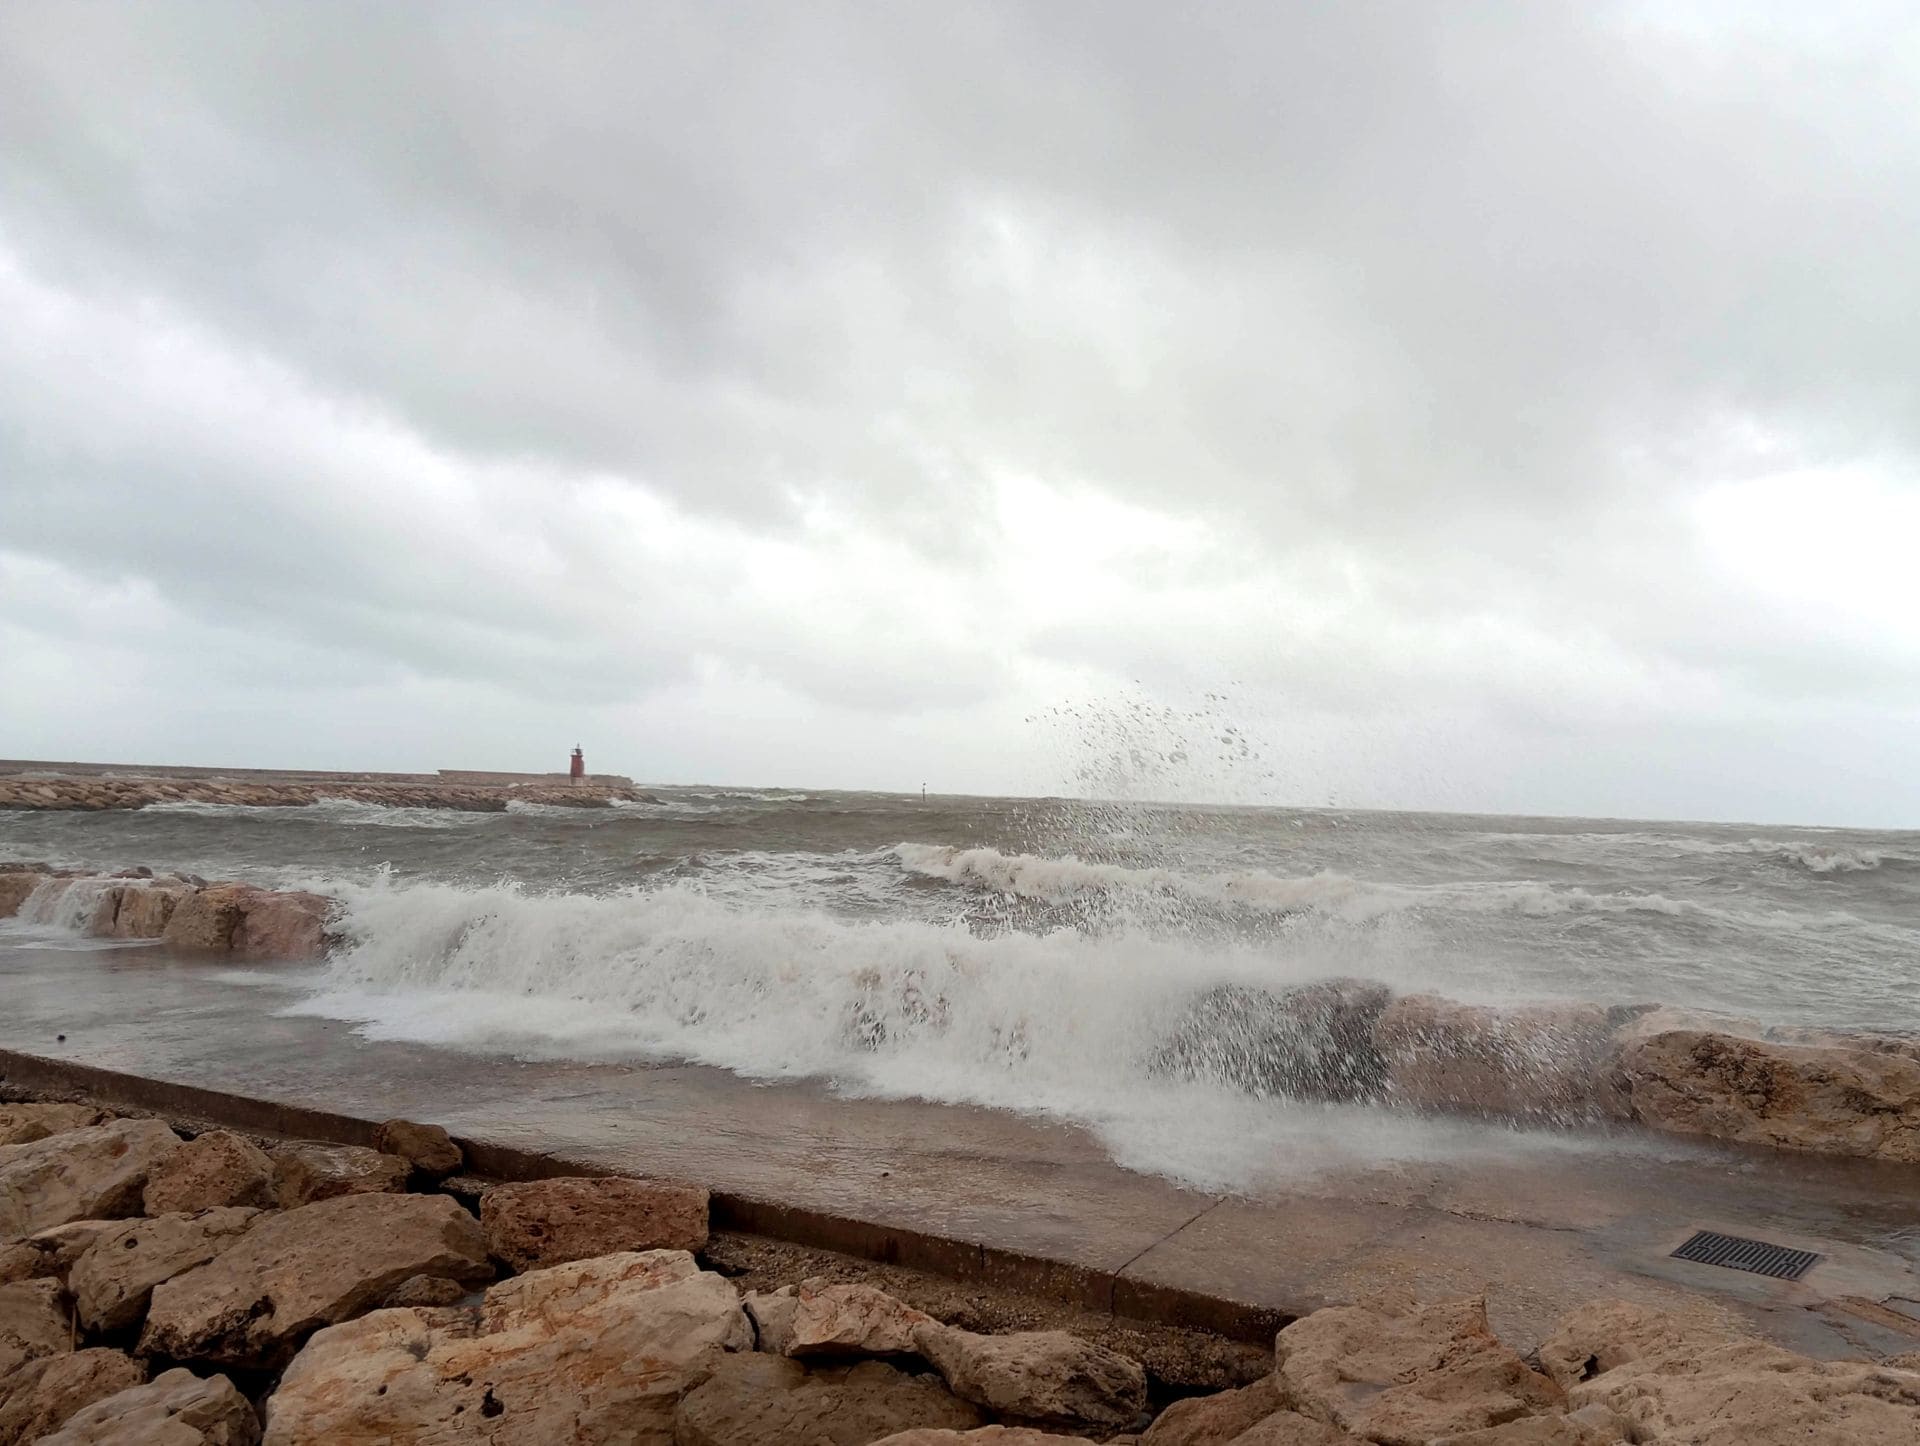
[0,866,334,963]
[3,1099,1916,1444]
[1153,981,1920,1164]
[0,777,648,813]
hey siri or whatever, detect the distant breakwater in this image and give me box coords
[0,776,653,813]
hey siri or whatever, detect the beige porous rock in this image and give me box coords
[261,1249,749,1445]
[675,1353,982,1446]
[374,1118,463,1178]
[143,1131,277,1215]
[869,1429,1101,1445]
[1429,1416,1624,1444]
[1141,1374,1284,1444]
[0,870,46,917]
[0,1220,120,1286]
[88,884,189,940]
[231,890,332,962]
[268,1140,409,1207]
[1374,996,1632,1121]
[0,1277,69,1378]
[0,1349,146,1446]
[71,1208,263,1334]
[911,1323,1148,1429]
[160,885,252,952]
[381,1273,471,1308]
[480,1174,709,1271]
[0,1103,112,1148]
[1621,1029,1920,1161]
[1212,1414,1359,1444]
[1537,1298,1744,1394]
[0,1118,180,1238]
[38,1368,259,1445]
[1275,1293,1564,1446]
[747,1278,936,1358]
[139,1191,491,1370]
[1569,1335,1920,1443]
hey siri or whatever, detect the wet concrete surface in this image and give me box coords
[3,942,1917,1358]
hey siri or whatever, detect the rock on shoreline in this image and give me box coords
[0,865,337,963]
[0,775,651,813]
[0,1098,1916,1443]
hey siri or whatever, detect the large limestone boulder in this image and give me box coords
[1274,1294,1564,1445]
[268,1141,409,1207]
[746,1279,935,1358]
[0,1277,68,1378]
[1428,1418,1623,1444]
[0,1349,146,1446]
[1570,1336,1920,1443]
[1140,1374,1283,1444]
[261,1249,750,1445]
[0,1220,120,1286]
[161,885,251,952]
[231,890,332,962]
[374,1118,463,1178]
[139,1191,492,1370]
[1374,996,1632,1121]
[0,1118,180,1238]
[1537,1298,1743,1393]
[1621,1029,1920,1161]
[911,1323,1148,1429]
[37,1368,259,1445]
[0,1103,112,1148]
[71,1208,263,1333]
[1152,980,1392,1102]
[87,884,189,940]
[675,1353,982,1446]
[1204,1414,1357,1443]
[144,1132,277,1215]
[479,1174,708,1270]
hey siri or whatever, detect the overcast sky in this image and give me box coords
[2,2,1917,825]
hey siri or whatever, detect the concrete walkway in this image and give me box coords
[3,942,1917,1360]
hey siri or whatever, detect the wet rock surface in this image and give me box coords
[1374,997,1633,1122]
[1153,980,1391,1102]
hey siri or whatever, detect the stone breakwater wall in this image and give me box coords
[1,865,335,963]
[1,1097,1916,1444]
[0,775,650,812]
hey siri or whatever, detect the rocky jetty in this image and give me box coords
[0,774,648,813]
[0,1097,1912,1443]
[1,865,335,963]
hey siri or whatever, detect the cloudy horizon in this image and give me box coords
[3,2,1917,827]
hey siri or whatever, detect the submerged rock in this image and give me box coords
[1621,1029,1920,1162]
[0,1349,147,1446]
[1274,1293,1564,1445]
[143,1131,277,1215]
[911,1323,1148,1429]
[139,1192,491,1370]
[38,1368,259,1445]
[480,1174,709,1271]
[1152,979,1392,1102]
[675,1353,981,1446]
[262,1249,749,1445]
[0,1118,181,1239]
[70,1208,263,1334]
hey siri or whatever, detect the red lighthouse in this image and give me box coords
[569,746,585,783]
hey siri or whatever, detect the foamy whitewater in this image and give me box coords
[3,790,1916,1184]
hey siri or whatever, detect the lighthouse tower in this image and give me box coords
[569,746,585,783]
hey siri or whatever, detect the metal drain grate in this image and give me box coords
[1671,1230,1821,1280]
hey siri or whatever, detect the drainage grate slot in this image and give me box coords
[1671,1230,1820,1281]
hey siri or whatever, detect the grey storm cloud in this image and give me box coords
[1,0,1916,823]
